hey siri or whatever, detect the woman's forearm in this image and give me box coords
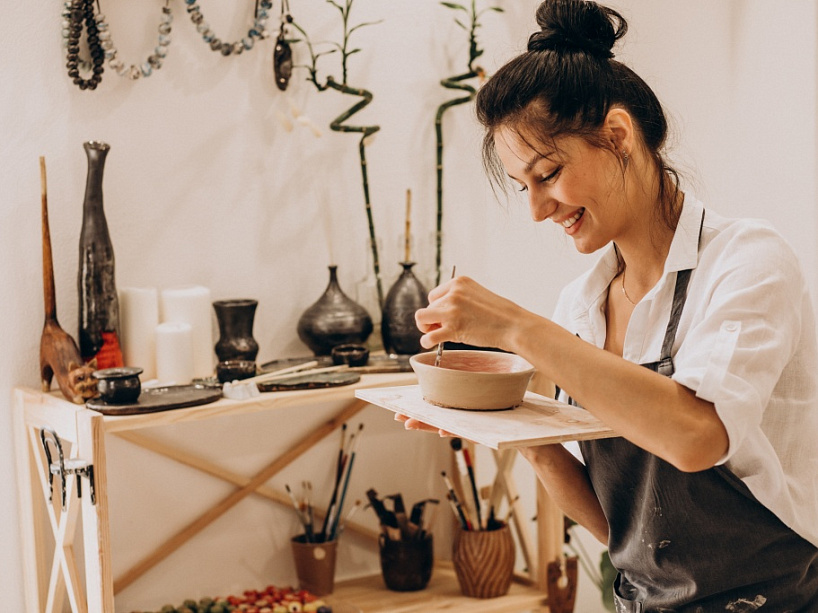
[519,443,609,544]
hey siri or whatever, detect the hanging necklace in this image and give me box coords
[273,0,293,90]
[620,268,638,306]
[63,0,105,90]
[94,0,173,79]
[184,0,273,56]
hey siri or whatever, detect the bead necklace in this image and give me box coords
[63,0,105,90]
[96,0,173,79]
[184,0,273,56]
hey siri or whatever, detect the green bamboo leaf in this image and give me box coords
[325,0,343,9]
[349,19,383,34]
[440,1,468,12]
[474,48,484,58]
[347,48,362,56]
[454,18,467,30]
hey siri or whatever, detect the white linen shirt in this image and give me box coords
[552,197,818,548]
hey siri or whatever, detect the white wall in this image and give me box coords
[2,1,815,612]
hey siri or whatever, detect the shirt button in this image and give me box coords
[724,322,738,332]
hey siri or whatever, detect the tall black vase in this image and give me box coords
[381,262,429,355]
[213,299,259,362]
[297,265,373,356]
[78,140,123,369]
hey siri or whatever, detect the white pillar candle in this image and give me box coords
[119,287,159,380]
[160,285,214,378]
[155,322,194,385]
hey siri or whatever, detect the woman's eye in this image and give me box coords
[541,167,562,183]
[517,183,528,193]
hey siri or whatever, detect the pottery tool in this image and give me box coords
[434,265,457,367]
[451,438,483,530]
[404,188,412,262]
[366,488,400,539]
[320,423,348,538]
[285,483,313,542]
[441,470,471,530]
[386,493,415,539]
[328,424,362,541]
[222,361,349,399]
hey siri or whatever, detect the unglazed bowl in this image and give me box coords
[409,350,535,410]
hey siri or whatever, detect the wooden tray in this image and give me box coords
[260,354,412,374]
[355,385,616,450]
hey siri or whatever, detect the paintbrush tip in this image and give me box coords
[450,437,462,451]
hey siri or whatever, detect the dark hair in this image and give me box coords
[475,0,680,228]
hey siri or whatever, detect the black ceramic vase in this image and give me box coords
[381,262,429,356]
[78,140,123,369]
[213,299,259,362]
[297,265,373,356]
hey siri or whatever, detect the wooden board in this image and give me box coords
[356,385,616,450]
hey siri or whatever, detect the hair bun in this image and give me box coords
[528,0,625,59]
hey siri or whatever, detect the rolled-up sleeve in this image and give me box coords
[671,223,803,463]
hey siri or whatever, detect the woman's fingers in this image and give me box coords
[394,413,455,437]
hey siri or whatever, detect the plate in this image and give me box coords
[257,372,361,392]
[86,384,223,415]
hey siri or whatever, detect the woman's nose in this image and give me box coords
[529,194,556,222]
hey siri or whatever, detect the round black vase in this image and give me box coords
[213,299,259,362]
[297,265,373,356]
[381,262,429,356]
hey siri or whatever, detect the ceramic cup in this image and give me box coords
[331,343,370,367]
[92,367,143,404]
[290,535,338,596]
[379,532,434,591]
[452,523,515,598]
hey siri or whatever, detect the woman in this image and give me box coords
[400,0,818,610]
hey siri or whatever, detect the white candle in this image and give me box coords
[160,285,214,378]
[155,322,194,385]
[119,287,159,379]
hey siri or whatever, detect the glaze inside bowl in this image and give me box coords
[410,350,534,411]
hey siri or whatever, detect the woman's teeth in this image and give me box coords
[562,208,585,228]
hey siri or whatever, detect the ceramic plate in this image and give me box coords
[86,384,222,415]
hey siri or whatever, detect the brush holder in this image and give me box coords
[452,523,515,598]
[290,535,338,596]
[379,532,434,591]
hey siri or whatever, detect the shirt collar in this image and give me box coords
[569,195,703,320]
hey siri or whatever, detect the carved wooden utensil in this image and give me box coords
[38,156,98,404]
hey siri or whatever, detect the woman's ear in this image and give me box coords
[604,107,635,155]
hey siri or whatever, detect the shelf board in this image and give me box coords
[333,563,548,612]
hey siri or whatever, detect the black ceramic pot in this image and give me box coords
[93,366,143,404]
[213,299,259,362]
[381,262,428,355]
[297,266,373,356]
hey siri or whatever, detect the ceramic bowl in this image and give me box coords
[216,360,257,384]
[92,367,143,404]
[409,350,535,410]
[331,344,370,367]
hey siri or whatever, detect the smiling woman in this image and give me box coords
[405,0,818,610]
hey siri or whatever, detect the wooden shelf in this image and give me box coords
[14,372,566,613]
[333,563,548,612]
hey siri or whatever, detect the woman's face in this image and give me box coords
[494,126,629,255]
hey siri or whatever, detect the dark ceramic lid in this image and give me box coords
[92,366,143,380]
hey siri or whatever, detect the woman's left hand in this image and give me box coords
[414,276,525,350]
[394,413,455,437]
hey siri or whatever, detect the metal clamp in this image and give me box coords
[39,428,96,510]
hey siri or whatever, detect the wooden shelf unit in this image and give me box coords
[14,373,563,613]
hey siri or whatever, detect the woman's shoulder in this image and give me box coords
[702,208,800,268]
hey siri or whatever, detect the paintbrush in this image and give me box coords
[434,265,457,367]
[441,470,471,530]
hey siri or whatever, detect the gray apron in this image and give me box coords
[572,214,818,612]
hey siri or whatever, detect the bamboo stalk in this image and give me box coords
[404,188,412,262]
